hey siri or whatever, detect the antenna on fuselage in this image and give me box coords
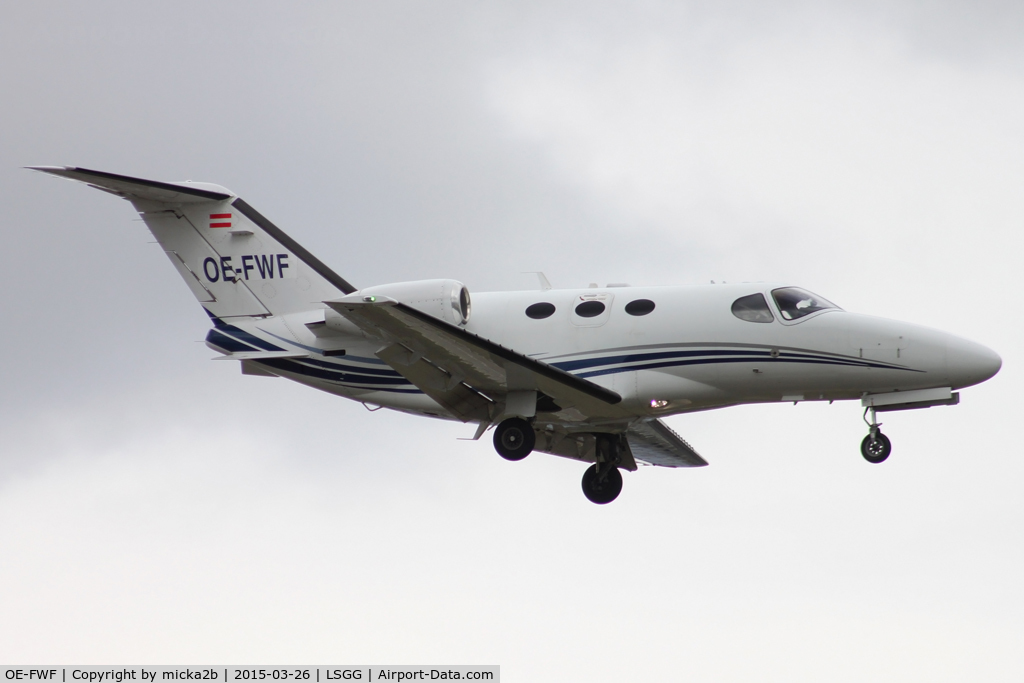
[522,272,553,291]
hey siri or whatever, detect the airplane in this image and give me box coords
[31,166,1002,504]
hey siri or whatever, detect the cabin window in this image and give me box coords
[525,302,556,319]
[574,301,606,318]
[731,293,774,323]
[625,299,656,316]
[771,287,839,321]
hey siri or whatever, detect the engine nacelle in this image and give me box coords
[345,278,472,325]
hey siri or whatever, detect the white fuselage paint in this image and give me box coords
[231,283,1001,426]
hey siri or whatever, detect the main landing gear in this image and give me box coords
[581,463,623,504]
[493,417,535,461]
[861,407,892,464]
[491,421,626,504]
[581,434,624,504]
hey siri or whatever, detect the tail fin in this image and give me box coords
[30,166,355,319]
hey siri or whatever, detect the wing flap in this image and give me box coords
[627,419,708,467]
[325,296,624,419]
[377,343,493,421]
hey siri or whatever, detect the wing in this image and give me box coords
[626,419,708,467]
[325,294,626,423]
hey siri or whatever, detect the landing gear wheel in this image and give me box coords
[581,464,623,504]
[860,431,892,464]
[493,417,535,461]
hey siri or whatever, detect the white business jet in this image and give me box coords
[32,167,1001,504]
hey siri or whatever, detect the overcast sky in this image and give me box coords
[1,2,1021,680]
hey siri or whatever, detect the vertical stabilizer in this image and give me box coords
[30,166,356,319]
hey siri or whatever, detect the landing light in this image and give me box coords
[650,399,669,409]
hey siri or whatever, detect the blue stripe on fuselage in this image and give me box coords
[206,329,257,353]
[217,325,284,352]
[551,347,914,376]
[257,358,422,393]
[573,354,922,378]
[294,356,404,377]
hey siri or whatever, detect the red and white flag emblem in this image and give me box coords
[209,213,232,228]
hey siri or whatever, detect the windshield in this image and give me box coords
[771,287,839,321]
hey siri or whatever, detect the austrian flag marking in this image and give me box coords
[209,212,232,228]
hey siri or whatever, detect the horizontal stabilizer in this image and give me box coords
[28,166,233,203]
[212,351,307,361]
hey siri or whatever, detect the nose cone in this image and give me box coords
[947,336,1002,389]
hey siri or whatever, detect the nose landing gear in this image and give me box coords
[861,407,892,464]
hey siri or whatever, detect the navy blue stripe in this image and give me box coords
[576,355,922,378]
[339,386,422,394]
[264,358,423,395]
[203,307,223,327]
[552,347,904,373]
[206,329,258,353]
[259,359,422,394]
[291,356,403,377]
[256,326,389,365]
[778,351,899,369]
[777,353,902,370]
[259,358,418,388]
[553,349,768,371]
[217,325,285,352]
[200,312,285,351]
[339,354,388,365]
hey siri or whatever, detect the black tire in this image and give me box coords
[860,431,892,464]
[493,417,535,461]
[581,464,623,504]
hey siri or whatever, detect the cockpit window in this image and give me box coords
[771,287,839,321]
[731,293,774,323]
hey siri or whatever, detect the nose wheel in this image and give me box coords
[861,432,891,463]
[861,407,892,463]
